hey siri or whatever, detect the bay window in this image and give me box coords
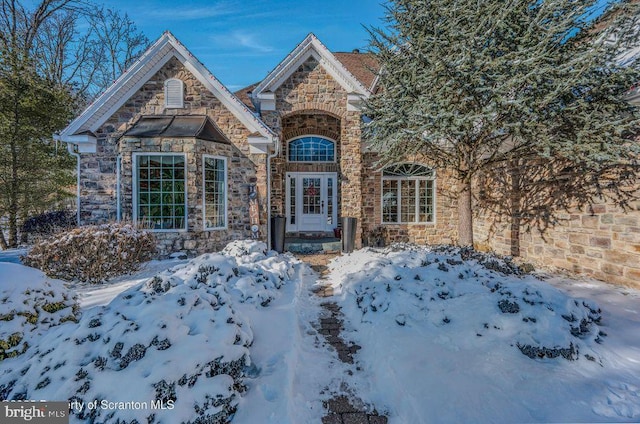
[135,154,186,230]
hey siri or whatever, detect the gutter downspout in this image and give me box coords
[266,136,280,248]
[65,142,81,226]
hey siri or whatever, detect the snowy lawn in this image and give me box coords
[0,248,28,265]
[325,245,640,423]
[0,241,639,423]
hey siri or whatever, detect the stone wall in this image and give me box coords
[274,56,348,116]
[117,137,257,255]
[360,153,460,246]
[78,137,118,224]
[264,56,364,245]
[78,56,268,254]
[474,193,640,289]
[269,113,342,219]
[340,111,363,246]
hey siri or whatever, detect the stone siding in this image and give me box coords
[117,137,257,255]
[270,113,342,219]
[78,138,118,223]
[265,56,363,245]
[360,153,459,246]
[340,111,363,245]
[73,48,640,288]
[79,56,267,255]
[474,194,640,289]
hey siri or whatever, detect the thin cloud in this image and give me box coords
[148,4,233,20]
[210,30,275,53]
[233,31,274,53]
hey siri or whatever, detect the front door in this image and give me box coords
[286,172,337,232]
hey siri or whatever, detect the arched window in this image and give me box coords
[164,78,184,108]
[382,163,435,224]
[288,136,336,162]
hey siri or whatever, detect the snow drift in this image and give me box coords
[0,241,295,424]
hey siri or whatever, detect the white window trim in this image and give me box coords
[287,134,337,163]
[164,78,184,108]
[381,165,437,225]
[132,152,188,232]
[202,155,228,231]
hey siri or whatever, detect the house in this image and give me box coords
[57,31,458,255]
[472,14,640,289]
[58,31,640,288]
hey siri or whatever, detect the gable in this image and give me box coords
[252,33,374,112]
[275,56,349,112]
[58,31,275,152]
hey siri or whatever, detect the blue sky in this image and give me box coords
[104,0,386,91]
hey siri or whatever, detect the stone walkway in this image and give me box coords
[317,301,361,364]
[298,254,388,424]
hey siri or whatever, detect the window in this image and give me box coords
[382,163,435,224]
[289,176,296,225]
[135,154,186,230]
[288,136,335,162]
[203,156,227,230]
[164,78,184,108]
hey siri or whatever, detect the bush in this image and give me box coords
[21,210,76,238]
[0,264,79,362]
[23,223,156,283]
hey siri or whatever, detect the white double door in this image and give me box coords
[286,172,337,232]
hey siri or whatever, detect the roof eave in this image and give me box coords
[60,33,176,139]
[252,33,372,105]
[56,133,98,153]
[627,92,640,105]
[60,31,276,144]
[248,134,274,154]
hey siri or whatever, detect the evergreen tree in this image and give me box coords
[0,0,79,248]
[364,0,640,247]
[0,0,149,248]
[0,51,75,248]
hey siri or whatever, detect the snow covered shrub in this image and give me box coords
[364,226,387,247]
[20,210,76,240]
[0,243,298,422]
[329,245,603,363]
[0,264,78,362]
[23,223,156,283]
[222,239,268,258]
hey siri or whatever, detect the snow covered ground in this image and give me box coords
[324,246,640,423]
[0,248,27,265]
[1,242,639,423]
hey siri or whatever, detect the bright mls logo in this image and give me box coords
[1,401,68,423]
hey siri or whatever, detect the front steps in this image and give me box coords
[284,235,341,254]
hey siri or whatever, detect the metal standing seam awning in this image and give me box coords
[121,115,230,143]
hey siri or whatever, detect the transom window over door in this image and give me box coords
[382,163,435,224]
[135,154,186,230]
[288,136,335,162]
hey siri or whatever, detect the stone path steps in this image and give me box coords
[304,257,388,424]
[318,302,361,364]
[323,396,388,424]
